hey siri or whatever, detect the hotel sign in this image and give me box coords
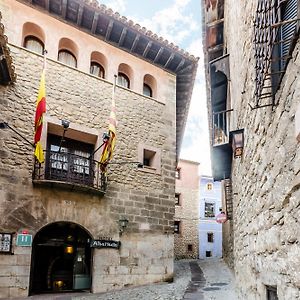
[90,239,121,249]
[0,233,13,254]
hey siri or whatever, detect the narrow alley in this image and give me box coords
[12,259,236,300]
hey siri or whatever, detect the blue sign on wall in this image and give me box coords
[16,234,32,247]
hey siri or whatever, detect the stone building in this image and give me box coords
[0,0,198,298]
[174,159,200,259]
[198,176,222,259]
[202,0,300,299]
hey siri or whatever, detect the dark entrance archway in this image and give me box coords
[29,222,92,295]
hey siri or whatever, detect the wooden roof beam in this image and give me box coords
[164,53,175,68]
[142,41,152,57]
[62,0,68,19]
[105,20,114,40]
[77,4,84,26]
[154,47,164,63]
[175,58,186,72]
[118,27,127,46]
[131,34,140,52]
[91,12,99,34]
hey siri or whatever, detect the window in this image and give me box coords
[266,286,278,300]
[118,72,130,88]
[138,144,161,174]
[143,149,156,167]
[187,244,193,252]
[174,221,180,234]
[24,35,44,54]
[254,0,299,106]
[206,182,213,191]
[58,50,77,68]
[143,83,152,97]
[175,168,181,179]
[207,232,214,243]
[205,202,215,218]
[46,134,93,185]
[90,62,105,78]
[206,251,212,257]
[175,193,181,205]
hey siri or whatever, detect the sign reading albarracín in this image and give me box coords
[90,239,121,249]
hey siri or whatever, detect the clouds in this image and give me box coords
[101,0,126,13]
[129,0,199,45]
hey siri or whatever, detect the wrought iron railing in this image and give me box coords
[33,150,107,193]
[212,109,233,146]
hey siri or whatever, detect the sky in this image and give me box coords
[99,0,211,175]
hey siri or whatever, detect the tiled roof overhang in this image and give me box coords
[0,13,16,84]
[19,0,198,159]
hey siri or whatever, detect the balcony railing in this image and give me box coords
[212,109,233,146]
[33,150,107,194]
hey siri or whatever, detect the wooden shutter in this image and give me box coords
[280,0,298,68]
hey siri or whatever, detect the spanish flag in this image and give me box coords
[100,80,116,170]
[34,68,46,163]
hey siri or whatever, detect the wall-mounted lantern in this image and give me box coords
[231,129,244,158]
[118,217,129,235]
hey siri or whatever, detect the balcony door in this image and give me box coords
[46,134,94,186]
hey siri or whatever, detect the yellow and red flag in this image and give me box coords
[34,68,46,163]
[100,80,116,170]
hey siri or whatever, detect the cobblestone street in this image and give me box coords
[13,259,236,300]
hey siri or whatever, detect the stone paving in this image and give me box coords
[12,259,237,300]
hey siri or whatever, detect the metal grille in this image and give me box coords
[253,0,299,109]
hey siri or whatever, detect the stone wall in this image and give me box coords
[174,160,199,259]
[0,44,176,298]
[224,0,300,298]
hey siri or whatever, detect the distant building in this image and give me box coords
[174,159,200,259]
[198,176,222,259]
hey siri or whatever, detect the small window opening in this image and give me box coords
[175,193,181,205]
[187,244,193,251]
[207,232,214,243]
[266,286,278,300]
[206,183,213,191]
[206,251,212,257]
[174,221,180,234]
[143,149,156,167]
[175,168,181,179]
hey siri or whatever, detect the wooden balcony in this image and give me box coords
[32,150,107,195]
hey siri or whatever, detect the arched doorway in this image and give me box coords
[29,222,92,295]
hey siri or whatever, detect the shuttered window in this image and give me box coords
[254,0,299,107]
[280,0,298,69]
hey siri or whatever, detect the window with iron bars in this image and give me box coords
[253,0,299,108]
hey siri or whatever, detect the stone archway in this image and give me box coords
[29,221,93,295]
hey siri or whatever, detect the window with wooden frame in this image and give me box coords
[253,0,299,108]
[46,134,94,185]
